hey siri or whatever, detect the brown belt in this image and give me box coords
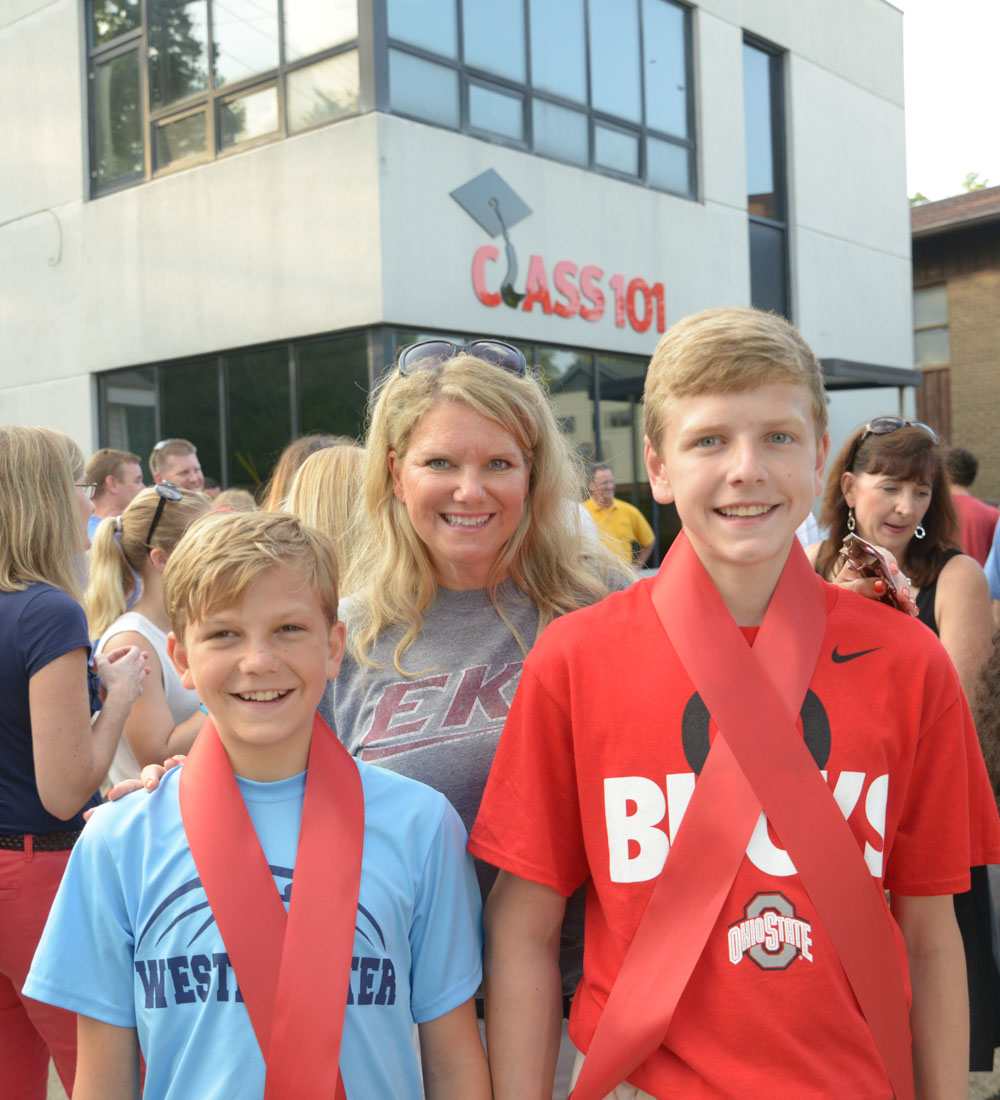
[0,830,80,852]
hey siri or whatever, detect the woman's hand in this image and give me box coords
[84,755,185,819]
[96,645,150,704]
[830,547,918,616]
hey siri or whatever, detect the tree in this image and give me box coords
[909,192,929,206]
[962,172,991,192]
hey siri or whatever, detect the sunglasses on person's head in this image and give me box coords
[396,339,528,377]
[144,482,183,547]
[846,416,939,471]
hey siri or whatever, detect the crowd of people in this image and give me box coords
[1,310,1000,1100]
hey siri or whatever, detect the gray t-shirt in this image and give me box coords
[319,581,586,995]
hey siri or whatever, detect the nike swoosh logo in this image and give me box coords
[831,645,881,664]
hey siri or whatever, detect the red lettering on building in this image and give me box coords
[521,255,553,314]
[471,245,502,307]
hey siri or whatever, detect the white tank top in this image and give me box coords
[95,611,201,786]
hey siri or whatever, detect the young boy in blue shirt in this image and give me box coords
[25,511,489,1100]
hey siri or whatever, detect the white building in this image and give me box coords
[1,0,914,548]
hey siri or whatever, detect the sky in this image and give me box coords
[895,0,1000,200]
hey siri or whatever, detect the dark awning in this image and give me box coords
[820,359,921,391]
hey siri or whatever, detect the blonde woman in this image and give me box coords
[87,485,210,785]
[0,426,146,1096]
[284,443,366,589]
[320,340,630,1094]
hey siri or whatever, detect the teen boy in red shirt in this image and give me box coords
[470,308,1000,1099]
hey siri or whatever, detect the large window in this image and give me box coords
[385,0,695,198]
[743,38,788,316]
[913,284,951,441]
[86,0,360,194]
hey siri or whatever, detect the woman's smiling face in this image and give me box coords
[388,400,531,590]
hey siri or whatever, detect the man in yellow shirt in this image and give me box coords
[584,463,656,566]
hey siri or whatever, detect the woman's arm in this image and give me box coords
[892,893,967,1100]
[935,554,993,701]
[103,630,203,768]
[30,646,146,820]
[418,998,491,1100]
[73,1016,140,1100]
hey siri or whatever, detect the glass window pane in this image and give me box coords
[149,0,209,109]
[90,0,140,47]
[93,51,144,188]
[100,368,157,479]
[284,0,358,63]
[387,0,457,58]
[220,86,279,148]
[154,110,207,169]
[287,51,360,132]
[743,44,777,219]
[915,328,950,367]
[647,137,689,194]
[469,83,523,141]
[213,0,278,86]
[748,220,788,317]
[537,348,596,461]
[297,332,370,437]
[643,0,687,137]
[529,0,585,102]
[533,99,587,165]
[914,285,948,327]
[463,0,525,83]
[159,358,222,484]
[595,352,646,488]
[588,0,641,123]
[226,347,292,490]
[594,124,638,176]
[389,50,459,128]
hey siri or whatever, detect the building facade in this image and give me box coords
[2,0,914,547]
[912,186,1000,503]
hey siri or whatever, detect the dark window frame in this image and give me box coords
[381,0,697,199]
[743,33,790,318]
[85,0,363,197]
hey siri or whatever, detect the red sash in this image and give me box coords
[570,533,913,1100]
[179,714,363,1100]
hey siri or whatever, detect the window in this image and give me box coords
[85,0,360,194]
[743,39,788,317]
[913,285,950,367]
[385,0,695,197]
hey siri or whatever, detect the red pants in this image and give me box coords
[0,845,77,1099]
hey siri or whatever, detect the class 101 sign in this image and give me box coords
[472,245,666,334]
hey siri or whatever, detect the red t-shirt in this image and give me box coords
[952,493,1000,566]
[470,580,1000,1099]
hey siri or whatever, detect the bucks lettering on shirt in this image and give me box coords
[26,765,482,1100]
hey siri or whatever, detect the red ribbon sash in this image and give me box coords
[179,714,363,1100]
[571,533,914,1100]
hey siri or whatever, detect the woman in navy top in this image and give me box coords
[0,426,147,1098]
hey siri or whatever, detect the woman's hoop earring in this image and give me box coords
[914,525,926,540]
[847,509,856,533]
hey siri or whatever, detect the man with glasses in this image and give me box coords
[585,463,656,567]
[84,448,145,541]
[149,438,205,492]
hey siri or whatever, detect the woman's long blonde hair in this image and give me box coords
[0,426,86,599]
[285,444,366,590]
[350,355,629,672]
[85,487,210,637]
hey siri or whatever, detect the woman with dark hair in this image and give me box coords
[813,418,992,699]
[260,433,347,511]
[813,417,998,1072]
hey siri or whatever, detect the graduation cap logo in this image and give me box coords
[450,170,532,308]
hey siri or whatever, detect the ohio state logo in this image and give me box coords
[728,893,814,970]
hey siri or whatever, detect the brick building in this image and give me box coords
[912,186,1000,502]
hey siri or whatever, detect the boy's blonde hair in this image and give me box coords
[349,354,629,673]
[285,444,366,592]
[643,308,828,450]
[0,426,86,599]
[164,511,339,638]
[86,487,210,637]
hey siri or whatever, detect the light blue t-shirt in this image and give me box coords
[985,524,1000,600]
[87,512,104,541]
[25,761,482,1100]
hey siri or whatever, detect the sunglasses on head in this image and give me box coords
[144,482,183,547]
[846,416,939,471]
[396,339,528,377]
